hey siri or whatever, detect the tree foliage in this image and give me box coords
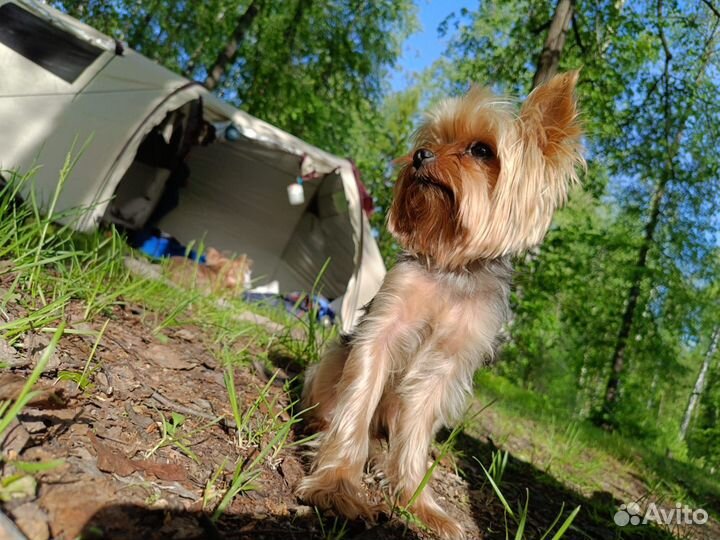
[52,0,416,156]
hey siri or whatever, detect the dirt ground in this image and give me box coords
[1,296,718,540]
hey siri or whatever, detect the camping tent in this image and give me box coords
[0,0,386,330]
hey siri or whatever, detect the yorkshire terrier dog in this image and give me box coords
[298,72,584,538]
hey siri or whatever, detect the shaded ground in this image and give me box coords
[1,295,719,539]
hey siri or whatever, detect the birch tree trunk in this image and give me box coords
[680,328,720,440]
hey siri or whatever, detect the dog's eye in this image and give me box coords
[469,142,494,160]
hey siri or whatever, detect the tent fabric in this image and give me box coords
[0,0,386,330]
[156,138,357,298]
[0,3,104,83]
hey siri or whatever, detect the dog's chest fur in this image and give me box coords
[354,255,512,373]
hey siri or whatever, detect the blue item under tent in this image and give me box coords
[243,292,336,324]
[132,230,205,263]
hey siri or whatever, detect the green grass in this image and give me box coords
[478,458,581,540]
[0,164,319,521]
[0,324,66,502]
[0,325,65,439]
[0,169,137,344]
[390,403,582,539]
[144,409,222,463]
[473,370,720,532]
[210,393,312,521]
[56,318,110,393]
[315,509,349,540]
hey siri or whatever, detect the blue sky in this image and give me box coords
[390,0,474,91]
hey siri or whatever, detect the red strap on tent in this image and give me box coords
[298,154,374,217]
[347,158,374,217]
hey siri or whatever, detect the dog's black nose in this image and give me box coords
[413,148,435,169]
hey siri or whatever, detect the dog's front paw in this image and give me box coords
[415,503,465,540]
[297,471,377,521]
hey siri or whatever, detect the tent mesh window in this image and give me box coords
[0,3,102,83]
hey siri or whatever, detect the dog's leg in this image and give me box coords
[297,335,392,519]
[298,288,428,518]
[302,340,350,431]
[386,359,468,539]
[298,263,433,520]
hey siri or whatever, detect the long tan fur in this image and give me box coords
[297,72,584,539]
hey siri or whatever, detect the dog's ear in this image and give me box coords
[519,70,581,159]
[483,71,583,258]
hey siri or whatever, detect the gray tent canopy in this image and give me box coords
[0,0,386,329]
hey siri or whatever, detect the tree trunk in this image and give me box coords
[595,4,718,428]
[204,0,262,91]
[519,0,575,267]
[646,372,659,410]
[284,0,312,55]
[601,180,666,411]
[532,0,575,88]
[680,328,720,440]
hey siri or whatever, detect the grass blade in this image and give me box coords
[0,323,65,437]
[550,505,581,540]
[479,460,515,520]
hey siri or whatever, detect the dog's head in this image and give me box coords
[388,71,584,269]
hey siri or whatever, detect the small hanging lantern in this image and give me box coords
[287,176,305,205]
